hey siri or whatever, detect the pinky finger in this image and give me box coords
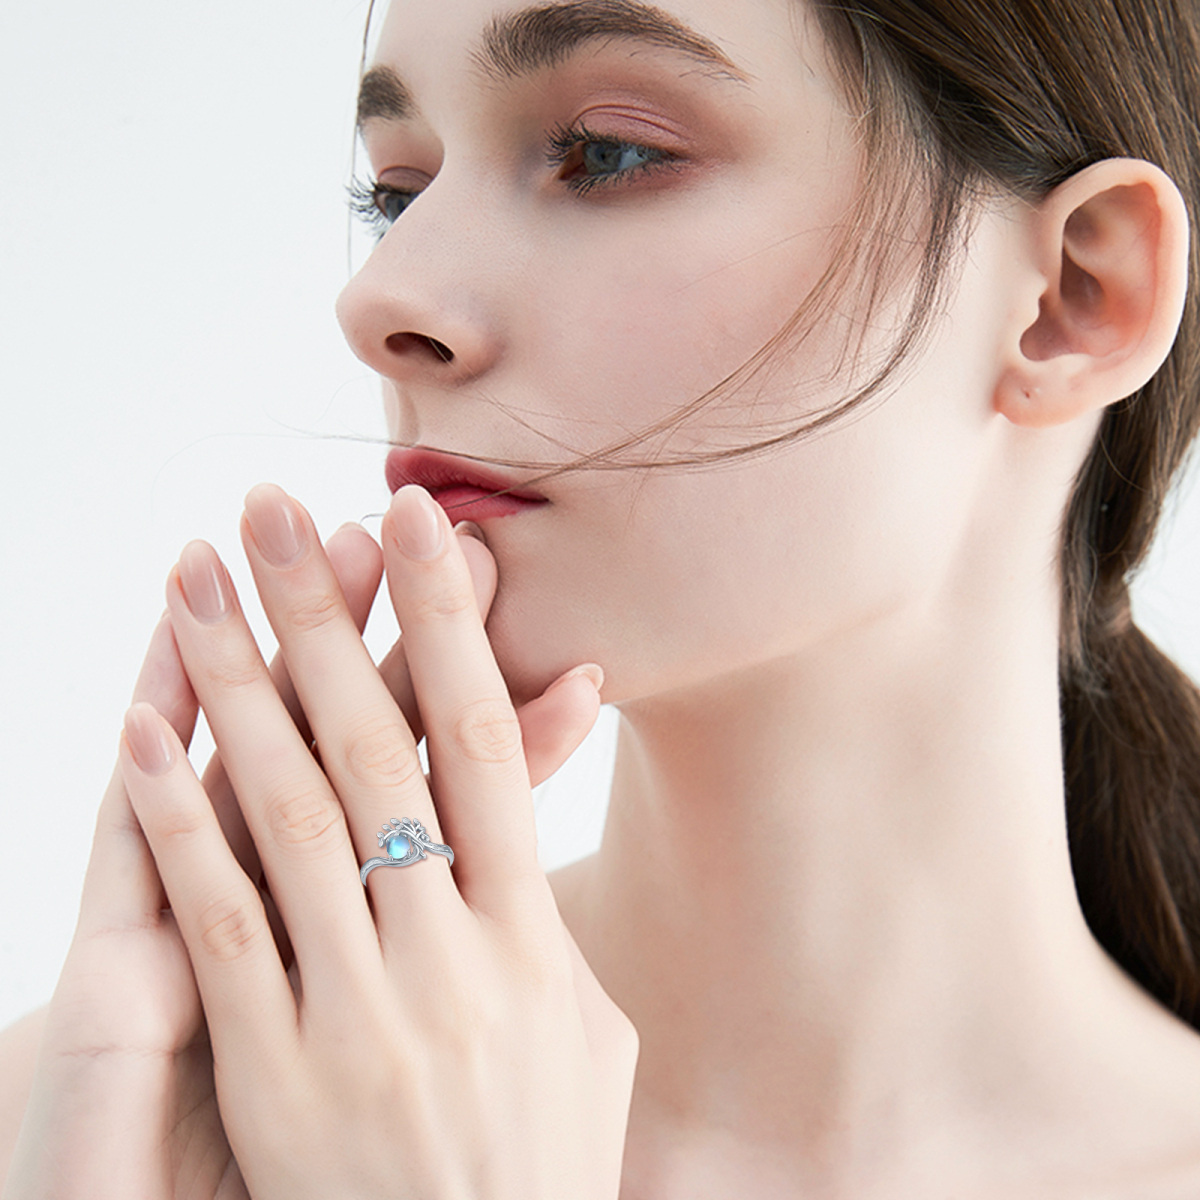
[119,702,296,1056]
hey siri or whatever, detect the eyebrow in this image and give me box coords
[356,0,750,129]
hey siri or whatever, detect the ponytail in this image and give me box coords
[1063,620,1200,1027]
[1060,378,1200,1030]
[813,0,1200,1030]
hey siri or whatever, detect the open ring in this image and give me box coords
[360,817,454,884]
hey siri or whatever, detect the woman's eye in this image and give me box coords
[543,121,680,195]
[347,122,680,240]
[346,177,419,240]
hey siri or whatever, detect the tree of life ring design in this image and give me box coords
[360,817,455,885]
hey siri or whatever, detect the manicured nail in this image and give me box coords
[244,484,307,567]
[178,540,231,623]
[560,663,605,692]
[392,486,446,560]
[453,521,486,544]
[336,521,368,536]
[123,704,174,776]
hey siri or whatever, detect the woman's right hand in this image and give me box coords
[2,516,603,1199]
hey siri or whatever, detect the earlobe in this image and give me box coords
[994,158,1189,429]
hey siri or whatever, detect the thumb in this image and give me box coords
[518,664,604,787]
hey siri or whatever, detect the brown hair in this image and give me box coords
[356,1,1200,1026]
[807,0,1200,1031]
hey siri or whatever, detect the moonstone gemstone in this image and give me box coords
[385,833,411,859]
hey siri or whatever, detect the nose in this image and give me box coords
[335,206,505,385]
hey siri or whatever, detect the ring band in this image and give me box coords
[360,817,454,885]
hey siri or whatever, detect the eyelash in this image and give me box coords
[347,120,681,239]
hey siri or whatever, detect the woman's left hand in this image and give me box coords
[117,483,639,1200]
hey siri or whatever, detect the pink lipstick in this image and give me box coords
[385,448,549,522]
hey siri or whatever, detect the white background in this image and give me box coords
[2,1,1199,1033]
[0,0,619,1033]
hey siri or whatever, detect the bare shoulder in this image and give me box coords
[0,1005,48,1182]
[1040,1001,1200,1200]
[1123,1014,1200,1199]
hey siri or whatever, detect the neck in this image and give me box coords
[567,577,1196,1194]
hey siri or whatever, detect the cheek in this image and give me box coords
[514,188,849,453]
[480,387,989,707]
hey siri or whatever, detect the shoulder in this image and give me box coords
[1052,999,1200,1200]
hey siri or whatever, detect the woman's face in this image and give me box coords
[337,0,1013,706]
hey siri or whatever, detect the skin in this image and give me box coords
[335,0,1200,1196]
[2,511,622,1200]
[4,0,1200,1198]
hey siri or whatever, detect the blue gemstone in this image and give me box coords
[386,834,411,859]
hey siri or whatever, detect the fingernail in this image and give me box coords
[123,704,174,776]
[560,663,605,692]
[178,540,231,623]
[453,520,486,544]
[336,521,367,536]
[392,486,445,560]
[244,484,307,567]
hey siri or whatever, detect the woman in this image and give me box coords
[5,0,1200,1194]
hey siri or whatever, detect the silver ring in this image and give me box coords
[360,817,454,885]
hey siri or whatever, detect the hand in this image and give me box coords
[116,483,638,1200]
[2,512,606,1200]
[2,524,382,1200]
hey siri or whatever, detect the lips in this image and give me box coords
[385,447,549,521]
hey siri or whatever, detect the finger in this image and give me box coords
[381,485,549,924]
[78,614,199,934]
[237,486,463,932]
[200,522,384,972]
[167,539,383,992]
[380,531,603,789]
[199,522,384,891]
[327,521,387,631]
[132,613,201,744]
[455,522,498,613]
[274,520,386,745]
[119,702,297,1056]
[517,665,605,786]
[377,521,495,744]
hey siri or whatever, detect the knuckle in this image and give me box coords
[195,891,265,963]
[154,805,210,844]
[449,698,524,764]
[410,579,476,623]
[205,651,265,692]
[285,589,344,635]
[264,785,345,850]
[341,717,422,790]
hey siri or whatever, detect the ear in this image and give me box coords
[994,158,1189,428]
